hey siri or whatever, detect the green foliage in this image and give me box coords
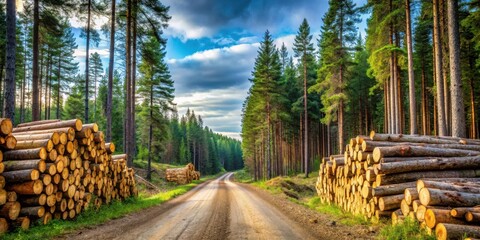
[378,218,435,240]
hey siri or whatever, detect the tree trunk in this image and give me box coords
[131,0,138,161]
[4,0,16,121]
[421,58,427,135]
[447,0,466,138]
[125,0,132,166]
[146,84,153,181]
[266,100,271,179]
[433,0,447,136]
[32,0,40,121]
[303,57,308,177]
[106,0,116,142]
[85,0,92,123]
[405,0,416,134]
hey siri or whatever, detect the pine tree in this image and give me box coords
[312,0,359,154]
[293,19,314,177]
[89,52,104,122]
[137,36,174,180]
[251,30,281,179]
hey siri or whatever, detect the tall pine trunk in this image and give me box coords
[266,100,271,179]
[85,0,92,123]
[4,0,16,121]
[405,0,416,134]
[106,0,116,142]
[433,0,447,136]
[125,0,132,166]
[146,84,153,181]
[56,57,61,119]
[32,0,40,121]
[303,58,308,177]
[131,0,138,159]
[447,0,466,138]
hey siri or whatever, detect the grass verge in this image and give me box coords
[2,176,215,240]
[241,172,370,226]
[378,217,435,240]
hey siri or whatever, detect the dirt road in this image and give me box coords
[61,173,374,240]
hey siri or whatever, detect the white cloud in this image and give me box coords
[74,49,110,58]
[69,15,109,30]
[238,36,260,44]
[165,16,214,41]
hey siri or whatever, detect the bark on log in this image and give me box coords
[4,147,47,160]
[3,159,45,172]
[6,180,43,195]
[379,194,404,211]
[20,194,47,206]
[372,145,480,163]
[16,119,60,128]
[3,169,40,183]
[419,188,480,207]
[370,131,470,145]
[13,119,82,132]
[377,156,480,175]
[466,212,480,223]
[0,201,21,220]
[376,170,480,185]
[20,206,45,218]
[450,206,480,218]
[425,208,465,228]
[15,139,53,151]
[417,180,480,194]
[435,223,480,240]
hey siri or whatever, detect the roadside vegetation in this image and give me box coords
[235,170,435,240]
[3,162,219,240]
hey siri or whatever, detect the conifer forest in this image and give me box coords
[0,0,242,178]
[241,0,480,180]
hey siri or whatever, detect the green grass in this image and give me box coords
[305,197,369,226]
[378,217,435,240]
[233,169,254,183]
[250,175,369,227]
[2,177,214,240]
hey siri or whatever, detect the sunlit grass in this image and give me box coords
[378,217,435,240]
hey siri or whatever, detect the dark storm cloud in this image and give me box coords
[163,0,329,39]
[168,43,259,94]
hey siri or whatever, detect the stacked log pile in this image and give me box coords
[0,119,137,233]
[316,132,480,239]
[166,163,200,184]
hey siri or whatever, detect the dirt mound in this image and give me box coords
[266,177,315,199]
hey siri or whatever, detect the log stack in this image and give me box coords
[316,132,480,239]
[166,163,200,184]
[0,118,21,233]
[0,119,137,233]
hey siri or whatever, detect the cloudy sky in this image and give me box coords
[73,0,367,140]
